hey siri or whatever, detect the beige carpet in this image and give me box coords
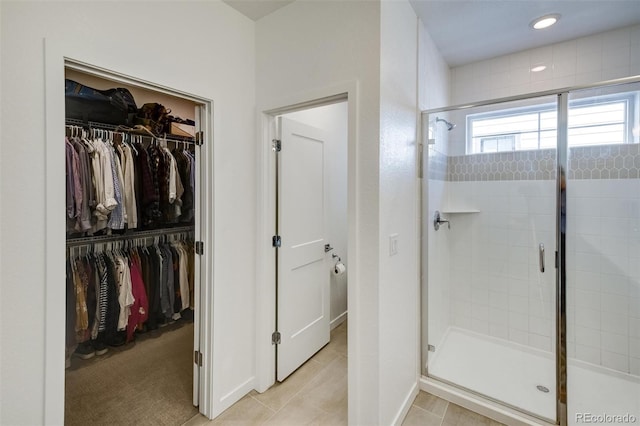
[65,321,198,426]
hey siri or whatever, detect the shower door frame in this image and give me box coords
[419,75,640,426]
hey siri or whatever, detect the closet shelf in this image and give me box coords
[66,225,195,247]
[65,118,196,144]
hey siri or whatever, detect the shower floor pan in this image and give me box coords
[428,327,640,425]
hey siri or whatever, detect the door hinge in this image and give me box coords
[272,139,281,152]
[194,350,203,366]
[272,235,281,248]
[195,131,204,146]
[427,344,436,352]
[417,141,424,179]
[272,331,281,345]
[195,241,204,255]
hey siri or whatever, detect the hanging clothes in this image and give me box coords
[65,127,196,237]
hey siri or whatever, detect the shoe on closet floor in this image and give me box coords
[73,342,95,360]
[91,340,109,356]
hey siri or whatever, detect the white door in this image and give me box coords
[276,116,330,381]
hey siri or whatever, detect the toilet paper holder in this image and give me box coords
[332,253,344,274]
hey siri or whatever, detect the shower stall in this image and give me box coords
[421,77,640,425]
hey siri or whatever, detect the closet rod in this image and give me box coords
[65,118,196,144]
[66,225,195,247]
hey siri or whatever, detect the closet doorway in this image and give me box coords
[60,60,213,425]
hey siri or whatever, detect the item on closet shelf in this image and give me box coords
[65,79,138,126]
[136,103,171,136]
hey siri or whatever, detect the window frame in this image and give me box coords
[466,92,637,154]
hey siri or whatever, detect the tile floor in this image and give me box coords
[183,321,503,426]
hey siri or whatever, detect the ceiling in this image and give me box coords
[224,0,640,67]
[223,0,294,21]
[410,0,640,67]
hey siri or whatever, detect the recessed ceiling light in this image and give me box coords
[530,14,560,30]
[531,65,547,72]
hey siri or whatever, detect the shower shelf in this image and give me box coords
[440,209,480,214]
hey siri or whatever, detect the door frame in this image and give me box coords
[255,82,357,394]
[43,42,215,423]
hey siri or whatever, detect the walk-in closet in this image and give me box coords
[63,62,210,425]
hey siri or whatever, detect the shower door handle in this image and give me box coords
[539,243,545,273]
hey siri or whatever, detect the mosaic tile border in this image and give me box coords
[428,144,640,181]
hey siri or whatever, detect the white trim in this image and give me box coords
[330,311,348,330]
[391,381,419,426]
[254,82,359,402]
[44,40,215,423]
[420,376,553,426]
[44,38,66,426]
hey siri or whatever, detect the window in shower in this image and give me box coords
[468,92,638,154]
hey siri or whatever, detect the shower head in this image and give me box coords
[436,117,456,131]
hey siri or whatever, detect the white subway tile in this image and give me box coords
[630,337,640,358]
[489,291,509,309]
[576,50,602,74]
[601,292,629,315]
[601,350,629,373]
[602,67,632,82]
[576,344,601,365]
[574,271,601,292]
[601,274,630,296]
[574,71,604,86]
[509,279,529,297]
[509,328,529,345]
[630,357,640,376]
[575,325,601,347]
[553,40,577,61]
[576,34,603,57]
[471,320,489,335]
[472,288,489,306]
[601,332,629,356]
[529,334,552,352]
[575,215,601,236]
[575,251,602,273]
[509,294,529,314]
[602,27,631,49]
[472,304,489,322]
[454,315,472,329]
[508,262,529,280]
[553,58,577,78]
[629,298,640,319]
[530,317,552,337]
[576,289,601,310]
[510,51,530,69]
[601,312,629,334]
[489,323,509,340]
[530,46,553,64]
[575,306,601,330]
[489,307,508,325]
[510,311,528,331]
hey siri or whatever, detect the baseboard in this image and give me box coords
[391,381,419,426]
[330,311,347,330]
[212,376,256,418]
[419,377,552,426]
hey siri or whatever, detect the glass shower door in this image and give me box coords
[424,94,559,422]
[566,81,640,425]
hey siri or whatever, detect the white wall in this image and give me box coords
[379,2,420,423]
[0,1,256,424]
[257,0,423,423]
[285,103,348,325]
[450,24,640,106]
[256,2,381,424]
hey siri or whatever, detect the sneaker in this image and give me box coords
[73,342,95,360]
[91,340,109,356]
